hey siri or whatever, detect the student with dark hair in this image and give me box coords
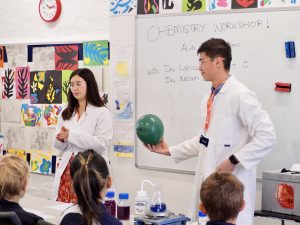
[0,154,44,225]
[146,38,276,224]
[52,68,113,203]
[200,172,245,225]
[59,150,122,225]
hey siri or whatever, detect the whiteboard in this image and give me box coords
[135,8,300,176]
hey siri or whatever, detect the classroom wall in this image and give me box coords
[0,0,109,44]
[1,2,298,224]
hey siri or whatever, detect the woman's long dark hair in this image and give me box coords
[62,68,104,120]
[70,150,109,225]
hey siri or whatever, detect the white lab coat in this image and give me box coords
[52,104,113,201]
[170,76,276,225]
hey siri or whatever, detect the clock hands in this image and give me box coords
[46,4,55,9]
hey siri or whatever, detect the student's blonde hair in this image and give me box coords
[0,154,30,199]
[200,172,244,221]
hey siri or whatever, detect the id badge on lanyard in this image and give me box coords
[199,91,214,148]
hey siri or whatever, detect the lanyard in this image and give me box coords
[204,90,215,133]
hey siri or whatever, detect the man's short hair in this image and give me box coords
[197,38,232,71]
[0,154,29,199]
[200,172,244,221]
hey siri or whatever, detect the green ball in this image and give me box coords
[136,114,164,145]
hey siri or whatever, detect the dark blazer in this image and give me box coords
[60,203,122,225]
[207,221,235,225]
[0,199,43,225]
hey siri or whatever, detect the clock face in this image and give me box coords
[39,0,61,22]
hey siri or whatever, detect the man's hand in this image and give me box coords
[144,139,171,156]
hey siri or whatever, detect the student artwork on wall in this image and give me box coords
[31,47,55,71]
[2,126,25,149]
[182,0,206,12]
[110,0,136,15]
[5,45,27,67]
[16,66,30,99]
[61,70,72,103]
[113,83,134,120]
[113,120,134,157]
[30,71,45,103]
[0,40,109,174]
[2,68,16,99]
[30,150,52,174]
[111,45,133,80]
[209,0,231,10]
[27,127,53,150]
[30,70,62,104]
[1,100,21,122]
[83,40,109,66]
[0,46,4,68]
[159,0,181,13]
[21,103,43,126]
[7,149,27,161]
[55,45,78,71]
[137,0,159,14]
[231,0,257,8]
[43,104,62,127]
[258,0,299,7]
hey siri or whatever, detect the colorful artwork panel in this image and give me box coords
[62,70,72,103]
[209,0,231,9]
[55,45,78,70]
[30,71,45,103]
[114,101,133,119]
[83,41,109,66]
[43,104,62,127]
[16,67,30,99]
[2,68,16,99]
[7,149,27,161]
[30,150,52,174]
[110,0,136,15]
[182,0,206,12]
[137,0,159,14]
[21,104,43,126]
[232,0,257,8]
[30,70,62,104]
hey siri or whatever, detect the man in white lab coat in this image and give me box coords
[146,38,276,225]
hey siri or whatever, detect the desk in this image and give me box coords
[19,194,72,224]
[255,210,300,225]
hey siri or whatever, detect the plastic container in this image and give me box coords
[117,193,130,220]
[198,211,208,225]
[104,191,116,217]
[134,190,149,215]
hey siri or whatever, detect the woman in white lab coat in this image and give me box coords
[146,38,276,225]
[52,68,113,203]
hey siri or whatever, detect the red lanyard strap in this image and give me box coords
[204,91,214,133]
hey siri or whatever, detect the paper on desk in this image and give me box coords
[47,203,73,211]
[23,208,54,220]
[290,163,300,172]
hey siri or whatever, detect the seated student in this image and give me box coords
[0,154,43,225]
[199,172,245,225]
[59,150,122,225]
